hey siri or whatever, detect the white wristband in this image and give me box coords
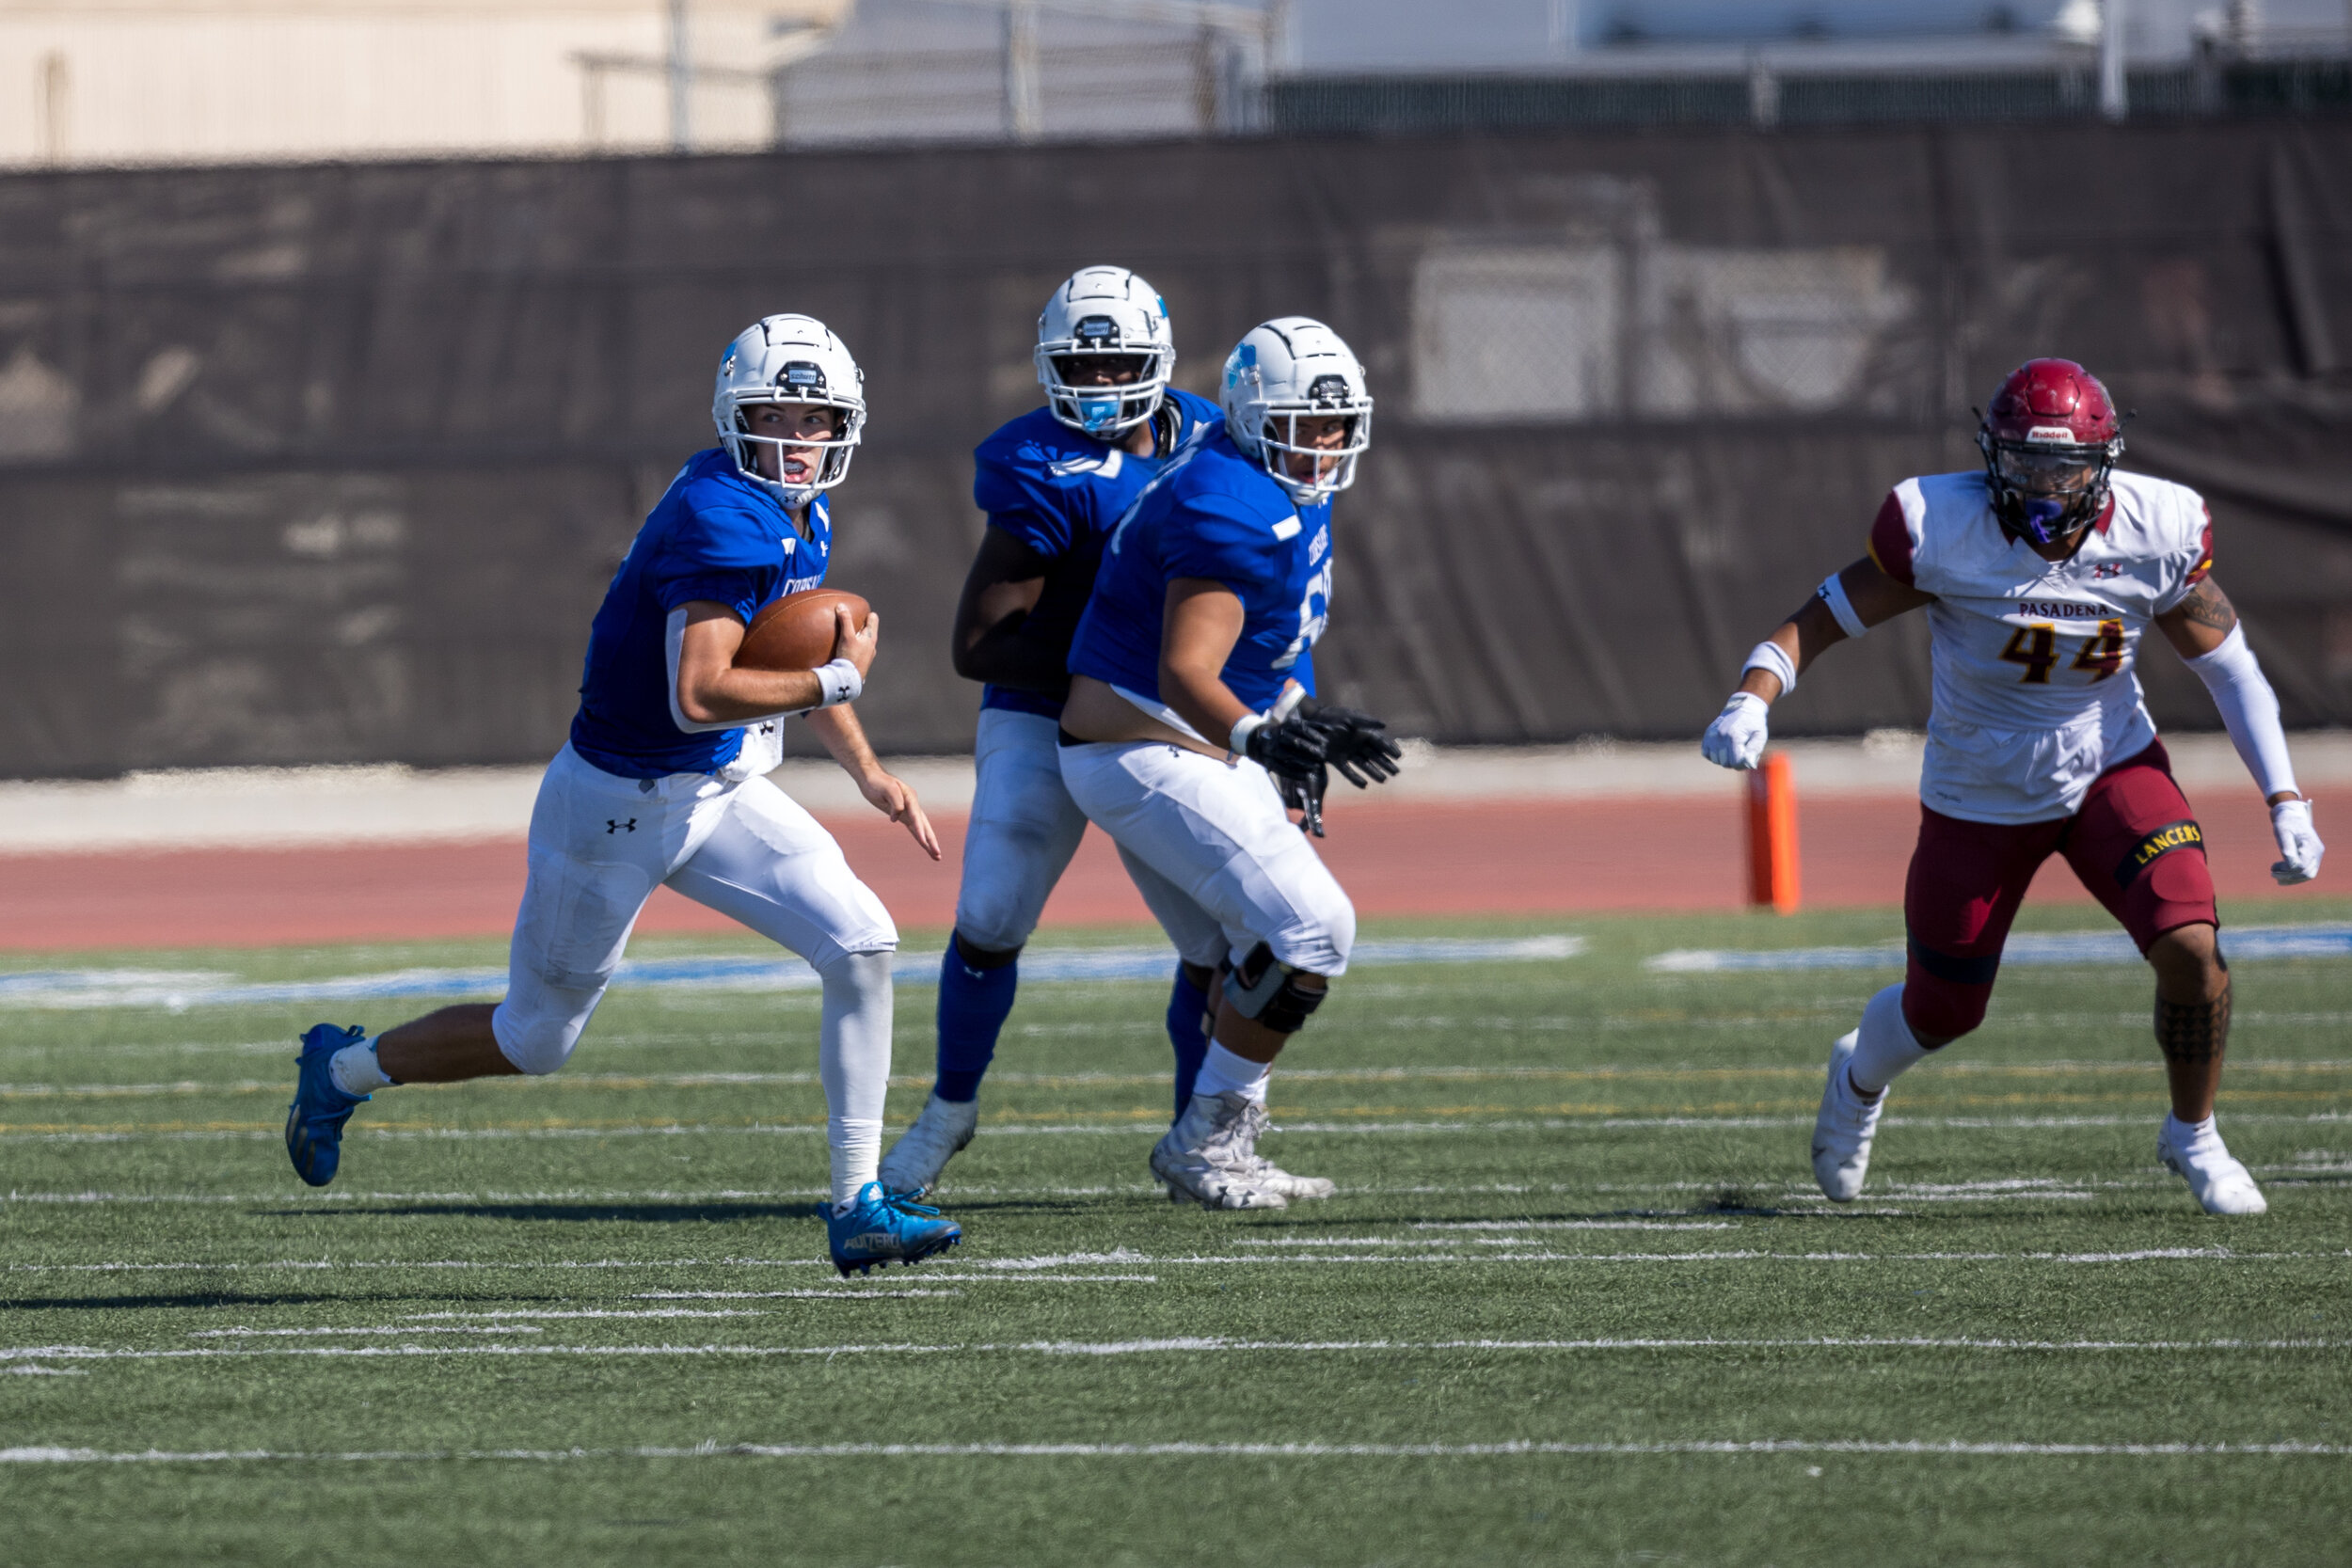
[1230,712,1267,756]
[813,657,864,708]
[1742,639,1798,698]
[1817,573,1869,640]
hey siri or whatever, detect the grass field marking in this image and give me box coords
[7,1438,2351,1465]
[14,1336,2352,1367]
[16,1108,2352,1141]
[3,1247,2325,1279]
[624,1291,964,1300]
[12,1058,2352,1101]
[398,1309,772,1321]
[1406,1220,1737,1232]
[3,1366,85,1375]
[188,1326,549,1338]
[0,935,1583,1013]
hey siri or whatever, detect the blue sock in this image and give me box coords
[1166,965,1211,1119]
[934,938,1017,1103]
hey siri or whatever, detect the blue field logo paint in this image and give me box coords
[0,936,1583,1011]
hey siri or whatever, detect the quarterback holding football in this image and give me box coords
[1703,357,2324,1215]
[282,315,962,1275]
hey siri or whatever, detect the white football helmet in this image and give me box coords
[712,314,866,507]
[1035,265,1175,438]
[1220,317,1373,504]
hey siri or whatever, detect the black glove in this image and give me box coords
[1276,760,1331,838]
[1299,704,1403,789]
[1242,714,1329,777]
[1243,716,1331,837]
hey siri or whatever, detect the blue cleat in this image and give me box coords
[284,1023,370,1188]
[825,1181,962,1277]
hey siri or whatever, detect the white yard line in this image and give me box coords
[5,1437,2346,1464]
[188,1326,547,1338]
[8,1336,2349,1367]
[11,1109,2352,1145]
[3,1247,2322,1279]
[14,1056,2349,1099]
[626,1291,962,1300]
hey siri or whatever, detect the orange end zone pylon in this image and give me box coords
[1745,752,1802,913]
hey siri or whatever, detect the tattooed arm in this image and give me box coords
[2154,576,2239,658]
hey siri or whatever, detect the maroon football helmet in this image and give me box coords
[1975,358,2124,546]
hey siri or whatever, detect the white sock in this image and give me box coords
[1847,984,1929,1099]
[329,1037,394,1097]
[819,950,894,1208]
[2164,1112,2220,1153]
[1193,1042,1271,1106]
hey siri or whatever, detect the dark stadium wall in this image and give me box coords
[1,119,2347,775]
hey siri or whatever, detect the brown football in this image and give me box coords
[736,588,870,673]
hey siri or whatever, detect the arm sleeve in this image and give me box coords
[650,495,781,623]
[1865,490,1916,586]
[2184,624,2299,800]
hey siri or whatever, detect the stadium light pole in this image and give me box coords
[2099,0,2128,120]
[1005,0,1043,140]
[668,0,693,151]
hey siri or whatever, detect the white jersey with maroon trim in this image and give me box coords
[1867,468,2213,825]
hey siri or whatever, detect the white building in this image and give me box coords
[0,0,848,167]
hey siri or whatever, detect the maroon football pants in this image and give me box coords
[1901,738,2220,1040]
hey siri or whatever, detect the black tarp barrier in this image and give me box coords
[2,119,2348,775]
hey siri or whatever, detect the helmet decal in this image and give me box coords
[1219,318,1374,505]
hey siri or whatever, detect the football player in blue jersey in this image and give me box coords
[1057,318,1401,1209]
[280,315,964,1275]
[877,265,1226,1197]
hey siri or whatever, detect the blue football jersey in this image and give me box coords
[1068,428,1333,717]
[971,388,1221,720]
[569,448,831,779]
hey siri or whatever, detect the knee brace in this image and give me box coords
[1224,942,1327,1035]
[2154,983,2232,1064]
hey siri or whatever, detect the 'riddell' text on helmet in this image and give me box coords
[1975,357,2123,547]
[1220,318,1373,505]
[712,315,867,509]
[1036,266,1175,438]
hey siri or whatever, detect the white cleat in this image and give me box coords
[2158,1116,2268,1216]
[1151,1091,1288,1211]
[1811,1029,1884,1203]
[1232,1101,1335,1201]
[877,1093,978,1198]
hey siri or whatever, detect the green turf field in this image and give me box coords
[5,902,2350,1566]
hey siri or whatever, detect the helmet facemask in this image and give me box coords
[718,360,865,508]
[1036,313,1171,437]
[1977,427,2118,547]
[1250,374,1372,504]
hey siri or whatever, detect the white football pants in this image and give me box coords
[954,707,1178,958]
[1057,738,1354,978]
[493,743,898,1080]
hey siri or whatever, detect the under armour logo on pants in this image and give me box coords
[607,818,637,834]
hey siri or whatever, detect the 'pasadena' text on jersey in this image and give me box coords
[570,448,832,779]
[973,388,1221,720]
[1869,468,2213,824]
[1069,426,1332,720]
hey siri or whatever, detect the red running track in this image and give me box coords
[0,790,2312,952]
